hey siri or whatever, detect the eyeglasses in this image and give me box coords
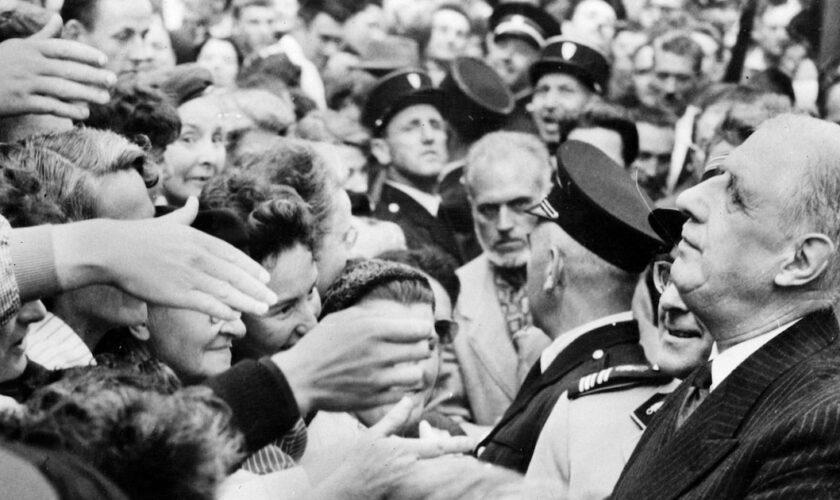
[652,260,672,295]
[434,320,458,345]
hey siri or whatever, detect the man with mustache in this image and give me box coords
[434,132,553,428]
[527,38,609,148]
[366,69,463,265]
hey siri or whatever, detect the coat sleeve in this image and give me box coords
[204,358,302,455]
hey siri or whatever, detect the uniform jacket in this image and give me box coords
[371,183,463,265]
[477,318,668,473]
[612,309,840,500]
[527,377,679,500]
[433,255,544,425]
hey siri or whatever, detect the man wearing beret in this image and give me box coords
[611,114,840,498]
[526,37,610,147]
[365,69,463,265]
[476,141,670,473]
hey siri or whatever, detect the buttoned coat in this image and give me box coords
[612,309,840,499]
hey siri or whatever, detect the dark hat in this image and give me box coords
[141,63,213,106]
[353,36,421,78]
[488,2,560,49]
[155,206,250,253]
[320,258,430,318]
[527,140,663,273]
[530,38,610,95]
[439,57,515,139]
[361,69,444,135]
[648,208,687,250]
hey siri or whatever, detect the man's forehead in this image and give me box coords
[388,104,443,125]
[94,0,153,27]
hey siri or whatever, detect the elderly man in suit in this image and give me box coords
[433,131,553,428]
[612,113,840,498]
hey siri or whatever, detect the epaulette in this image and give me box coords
[568,364,673,400]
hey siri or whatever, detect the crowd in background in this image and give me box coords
[0,0,840,498]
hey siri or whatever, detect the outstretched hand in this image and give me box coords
[52,197,276,320]
[0,13,115,120]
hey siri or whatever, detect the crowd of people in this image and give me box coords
[0,0,839,498]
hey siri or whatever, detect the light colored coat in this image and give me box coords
[433,254,545,426]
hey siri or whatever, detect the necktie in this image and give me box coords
[675,361,712,429]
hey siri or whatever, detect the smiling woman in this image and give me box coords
[162,94,227,206]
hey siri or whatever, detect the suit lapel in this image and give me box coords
[617,310,839,500]
[457,257,519,399]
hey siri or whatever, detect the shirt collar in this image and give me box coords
[709,318,800,391]
[540,311,635,373]
[386,181,440,216]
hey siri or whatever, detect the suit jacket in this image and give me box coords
[432,255,544,425]
[612,309,840,499]
[478,319,664,473]
[371,183,463,265]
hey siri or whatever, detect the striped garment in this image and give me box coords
[23,312,95,369]
[0,217,20,325]
[241,418,308,474]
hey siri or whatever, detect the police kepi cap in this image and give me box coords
[528,140,663,273]
[440,56,514,139]
[530,37,610,95]
[361,68,444,135]
[488,2,561,49]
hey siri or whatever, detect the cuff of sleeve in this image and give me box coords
[10,226,58,302]
[206,358,302,454]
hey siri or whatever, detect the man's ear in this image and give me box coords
[370,137,391,165]
[62,19,87,41]
[775,233,836,287]
[129,323,151,341]
[542,245,565,292]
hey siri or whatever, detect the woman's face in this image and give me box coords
[146,306,246,382]
[353,298,440,430]
[162,97,226,205]
[197,38,240,90]
[0,301,47,383]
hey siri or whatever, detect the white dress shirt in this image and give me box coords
[709,319,800,391]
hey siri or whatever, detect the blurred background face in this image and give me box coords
[425,8,470,61]
[634,122,674,198]
[354,299,438,430]
[235,5,277,54]
[487,38,540,89]
[306,12,344,69]
[632,45,658,107]
[147,307,246,382]
[147,16,176,71]
[754,4,799,59]
[197,38,240,90]
[163,97,226,205]
[530,73,592,143]
[640,0,686,29]
[650,50,697,115]
[564,0,617,53]
[273,0,300,34]
[469,154,548,268]
[243,244,321,355]
[0,301,47,382]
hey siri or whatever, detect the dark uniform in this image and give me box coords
[476,141,669,473]
[477,318,671,472]
[361,69,465,264]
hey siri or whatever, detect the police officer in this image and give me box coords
[476,141,670,473]
[486,2,561,135]
[363,68,463,264]
[526,37,610,147]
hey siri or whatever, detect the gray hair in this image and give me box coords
[463,131,552,193]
